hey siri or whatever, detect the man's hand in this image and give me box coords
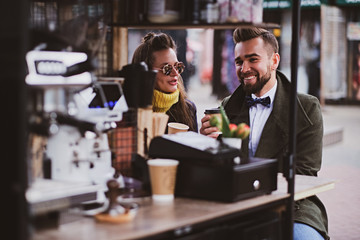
[200,115,221,139]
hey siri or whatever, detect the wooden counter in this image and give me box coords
[33,174,334,240]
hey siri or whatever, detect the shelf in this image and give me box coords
[110,22,280,30]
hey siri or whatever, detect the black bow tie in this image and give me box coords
[245,96,271,108]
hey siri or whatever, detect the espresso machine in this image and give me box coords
[25,48,128,219]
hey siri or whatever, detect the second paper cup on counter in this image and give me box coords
[147,158,179,202]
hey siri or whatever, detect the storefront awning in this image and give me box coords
[336,0,360,6]
[263,0,291,9]
[263,0,360,9]
[263,0,328,9]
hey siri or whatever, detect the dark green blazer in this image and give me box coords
[222,71,329,239]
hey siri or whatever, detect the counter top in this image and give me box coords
[33,174,335,240]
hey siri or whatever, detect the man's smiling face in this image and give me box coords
[234,37,274,96]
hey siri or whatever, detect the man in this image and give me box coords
[200,27,329,240]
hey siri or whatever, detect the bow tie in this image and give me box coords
[245,96,271,108]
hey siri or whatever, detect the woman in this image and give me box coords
[132,32,198,132]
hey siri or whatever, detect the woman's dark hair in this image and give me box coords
[132,32,176,69]
[131,32,196,131]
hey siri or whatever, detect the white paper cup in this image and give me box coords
[147,159,179,202]
[167,122,189,134]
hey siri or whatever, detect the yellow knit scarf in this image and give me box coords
[152,89,180,113]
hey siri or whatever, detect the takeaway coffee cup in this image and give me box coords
[204,107,221,116]
[204,108,222,125]
[147,159,179,202]
[204,108,222,137]
[167,122,189,134]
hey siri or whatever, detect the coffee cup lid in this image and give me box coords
[204,108,221,114]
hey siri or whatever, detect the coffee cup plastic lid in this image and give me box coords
[204,108,221,114]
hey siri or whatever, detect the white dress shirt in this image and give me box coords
[248,81,277,157]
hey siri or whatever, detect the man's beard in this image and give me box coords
[240,67,272,95]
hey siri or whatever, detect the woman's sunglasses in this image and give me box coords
[155,62,185,76]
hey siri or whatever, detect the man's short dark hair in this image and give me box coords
[233,27,279,55]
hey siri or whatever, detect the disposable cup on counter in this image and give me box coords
[147,158,179,202]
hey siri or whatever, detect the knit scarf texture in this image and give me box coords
[152,89,179,113]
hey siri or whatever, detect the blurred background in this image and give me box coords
[127,2,360,106]
[3,0,360,239]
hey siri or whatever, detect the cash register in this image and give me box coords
[148,132,278,202]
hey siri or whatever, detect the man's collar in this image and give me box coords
[251,80,277,107]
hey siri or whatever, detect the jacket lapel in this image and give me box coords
[254,76,289,159]
[255,72,312,162]
[223,71,312,162]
